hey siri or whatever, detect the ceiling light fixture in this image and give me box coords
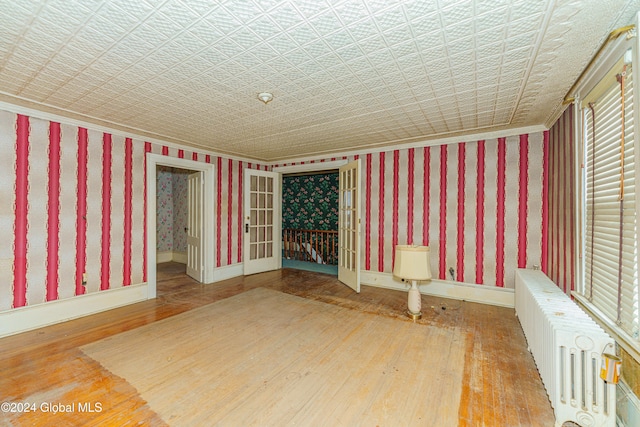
[257,92,273,104]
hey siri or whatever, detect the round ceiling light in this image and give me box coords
[257,92,273,104]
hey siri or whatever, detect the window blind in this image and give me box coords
[583,61,639,340]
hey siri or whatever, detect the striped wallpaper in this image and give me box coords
[278,133,546,289]
[545,105,576,295]
[0,106,548,313]
[0,110,266,311]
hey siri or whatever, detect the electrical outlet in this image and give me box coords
[82,272,87,286]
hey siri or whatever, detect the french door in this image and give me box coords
[243,169,281,275]
[338,159,361,292]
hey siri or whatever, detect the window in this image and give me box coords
[581,50,639,342]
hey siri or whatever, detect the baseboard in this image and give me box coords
[360,270,515,308]
[211,263,244,283]
[156,251,187,264]
[0,283,149,338]
[172,251,187,264]
[156,251,172,264]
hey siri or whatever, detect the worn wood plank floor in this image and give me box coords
[0,263,555,426]
[81,288,466,426]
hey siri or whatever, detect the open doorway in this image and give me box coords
[281,170,339,275]
[256,158,361,293]
[146,153,215,299]
[156,166,198,269]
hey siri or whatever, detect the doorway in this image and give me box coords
[271,159,361,293]
[156,166,197,267]
[281,170,339,276]
[146,153,215,299]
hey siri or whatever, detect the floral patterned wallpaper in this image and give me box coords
[156,166,191,252]
[282,173,339,231]
[156,167,173,252]
[172,171,189,252]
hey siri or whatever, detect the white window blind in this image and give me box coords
[583,60,639,340]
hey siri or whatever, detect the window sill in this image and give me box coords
[572,292,640,364]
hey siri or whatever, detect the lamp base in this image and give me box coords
[406,310,422,321]
[406,279,422,321]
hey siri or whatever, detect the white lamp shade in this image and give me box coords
[393,245,432,281]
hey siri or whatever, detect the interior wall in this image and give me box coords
[0,107,267,312]
[277,132,546,288]
[156,166,174,253]
[545,104,576,295]
[282,172,339,231]
[0,110,146,310]
[171,170,189,253]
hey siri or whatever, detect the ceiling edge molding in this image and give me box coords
[0,96,265,164]
[0,95,547,166]
[269,124,548,166]
[544,102,572,130]
[272,159,348,173]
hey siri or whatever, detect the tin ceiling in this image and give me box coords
[0,0,638,161]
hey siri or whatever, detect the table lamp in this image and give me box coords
[393,245,432,320]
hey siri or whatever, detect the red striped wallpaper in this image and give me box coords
[75,128,88,296]
[475,140,485,284]
[365,153,372,271]
[100,133,112,291]
[46,122,61,301]
[0,106,548,313]
[439,145,447,281]
[392,150,399,268]
[456,143,466,282]
[422,147,430,247]
[13,115,29,308]
[407,149,414,245]
[496,137,506,287]
[378,151,385,273]
[0,110,267,311]
[216,156,223,268]
[283,133,546,288]
[545,105,575,295]
[123,137,133,286]
[518,134,529,269]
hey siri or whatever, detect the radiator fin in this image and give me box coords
[515,269,616,427]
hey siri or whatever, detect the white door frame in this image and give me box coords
[272,160,348,175]
[273,159,350,274]
[146,153,215,299]
[186,171,204,282]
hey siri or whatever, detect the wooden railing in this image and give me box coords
[283,229,338,265]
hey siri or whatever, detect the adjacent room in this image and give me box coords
[1,1,640,426]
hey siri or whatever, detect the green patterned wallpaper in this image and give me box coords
[282,173,339,230]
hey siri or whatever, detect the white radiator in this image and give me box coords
[515,269,616,427]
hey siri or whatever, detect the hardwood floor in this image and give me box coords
[0,263,555,426]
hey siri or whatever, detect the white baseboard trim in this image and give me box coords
[211,263,244,283]
[156,251,172,264]
[172,251,187,264]
[156,251,187,264]
[360,271,514,308]
[0,283,148,338]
